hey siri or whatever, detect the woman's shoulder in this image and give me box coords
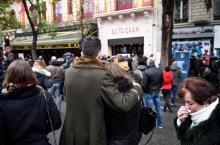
[0,85,41,100]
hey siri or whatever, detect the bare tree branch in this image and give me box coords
[22,0,35,33]
[27,0,34,6]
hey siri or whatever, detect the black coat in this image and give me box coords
[34,72,53,89]
[0,85,61,145]
[174,101,220,145]
[105,79,142,145]
[142,65,163,93]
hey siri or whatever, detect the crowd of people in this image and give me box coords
[0,36,219,145]
[189,52,220,92]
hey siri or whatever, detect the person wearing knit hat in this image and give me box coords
[60,36,143,145]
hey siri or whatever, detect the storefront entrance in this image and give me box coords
[108,37,144,55]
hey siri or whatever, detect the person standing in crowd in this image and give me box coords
[133,59,147,85]
[132,54,139,71]
[0,60,61,145]
[195,55,205,77]
[174,77,220,145]
[170,61,181,106]
[115,54,129,71]
[59,36,142,145]
[189,53,197,77]
[32,56,53,89]
[46,56,64,112]
[105,62,143,145]
[142,57,164,128]
[161,66,174,112]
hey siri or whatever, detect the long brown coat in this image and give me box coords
[59,57,141,145]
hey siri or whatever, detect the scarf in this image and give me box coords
[2,82,35,94]
[190,97,219,128]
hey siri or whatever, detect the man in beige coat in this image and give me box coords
[59,36,142,145]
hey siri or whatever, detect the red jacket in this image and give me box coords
[162,70,174,90]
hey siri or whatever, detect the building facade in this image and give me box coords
[12,0,95,27]
[173,0,220,55]
[10,0,162,60]
[172,0,220,78]
[10,0,96,59]
[95,0,162,59]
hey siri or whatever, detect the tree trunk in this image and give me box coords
[79,0,84,50]
[22,0,38,61]
[160,0,174,70]
[31,32,38,61]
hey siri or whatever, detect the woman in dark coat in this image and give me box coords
[105,62,142,145]
[0,60,61,145]
[174,77,220,145]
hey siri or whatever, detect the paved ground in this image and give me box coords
[49,98,183,145]
[139,99,182,145]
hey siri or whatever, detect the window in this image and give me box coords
[42,2,46,20]
[55,1,62,23]
[98,0,105,13]
[84,1,93,13]
[117,0,133,10]
[68,0,73,14]
[56,1,62,15]
[109,0,115,11]
[213,0,220,20]
[84,0,94,18]
[174,0,188,23]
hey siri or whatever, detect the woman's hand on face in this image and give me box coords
[177,106,191,122]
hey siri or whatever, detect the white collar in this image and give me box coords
[190,97,219,128]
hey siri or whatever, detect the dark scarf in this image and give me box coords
[4,82,35,94]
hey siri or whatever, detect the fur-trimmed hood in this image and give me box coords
[71,56,106,70]
[174,99,220,145]
[32,67,51,77]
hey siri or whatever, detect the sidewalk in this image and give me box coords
[139,98,183,145]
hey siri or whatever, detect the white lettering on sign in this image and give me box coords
[112,26,139,35]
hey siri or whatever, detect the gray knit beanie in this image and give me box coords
[82,36,101,57]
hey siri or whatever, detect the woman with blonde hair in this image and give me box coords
[0,60,61,145]
[32,57,53,89]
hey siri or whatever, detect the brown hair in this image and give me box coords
[177,77,218,105]
[105,62,134,83]
[3,60,38,88]
[33,59,47,69]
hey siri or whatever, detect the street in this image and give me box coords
[138,99,182,145]
[48,97,182,145]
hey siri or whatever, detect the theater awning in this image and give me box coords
[11,31,82,50]
[108,37,144,46]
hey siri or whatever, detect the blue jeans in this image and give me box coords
[171,85,178,105]
[48,83,62,112]
[144,92,163,127]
